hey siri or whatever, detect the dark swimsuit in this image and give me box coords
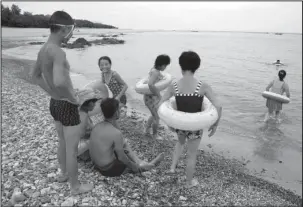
[95,151,127,177]
[102,71,127,105]
[173,81,204,140]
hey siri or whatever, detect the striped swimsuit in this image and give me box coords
[102,71,127,105]
[173,81,204,140]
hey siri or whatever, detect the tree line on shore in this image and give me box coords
[1,4,117,29]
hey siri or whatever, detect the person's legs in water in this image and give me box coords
[186,133,202,188]
[275,110,281,123]
[265,108,274,122]
[169,132,186,173]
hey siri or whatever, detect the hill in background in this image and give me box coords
[1,4,117,29]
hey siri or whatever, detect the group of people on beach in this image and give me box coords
[29,10,290,195]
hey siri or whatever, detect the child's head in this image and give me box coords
[179,51,201,74]
[154,54,170,71]
[80,98,99,112]
[98,56,112,73]
[101,98,120,120]
[278,70,286,81]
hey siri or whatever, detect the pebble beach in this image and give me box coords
[1,55,302,206]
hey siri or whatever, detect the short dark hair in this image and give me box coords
[154,55,170,70]
[278,70,286,81]
[98,56,112,66]
[101,98,119,119]
[80,98,98,111]
[49,11,74,33]
[179,51,201,73]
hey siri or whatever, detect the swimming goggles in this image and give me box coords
[50,24,75,38]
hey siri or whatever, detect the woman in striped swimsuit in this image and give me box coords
[157,51,222,188]
[98,56,128,113]
[144,55,171,140]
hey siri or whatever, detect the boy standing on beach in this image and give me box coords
[29,11,93,194]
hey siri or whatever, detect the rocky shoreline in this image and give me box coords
[1,57,302,206]
[28,33,125,49]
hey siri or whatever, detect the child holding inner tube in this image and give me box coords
[98,56,128,116]
[264,69,290,123]
[144,54,171,140]
[157,51,222,188]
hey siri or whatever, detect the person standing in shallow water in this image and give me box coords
[264,70,290,123]
[98,56,128,112]
[144,55,171,140]
[29,11,93,194]
[157,51,222,188]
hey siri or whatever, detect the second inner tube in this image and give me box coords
[135,72,172,95]
[158,97,218,131]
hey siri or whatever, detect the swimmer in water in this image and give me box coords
[264,70,290,123]
[144,54,171,140]
[273,60,285,69]
[157,51,222,188]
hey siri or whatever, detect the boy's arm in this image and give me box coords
[29,57,54,94]
[284,83,290,98]
[113,132,139,172]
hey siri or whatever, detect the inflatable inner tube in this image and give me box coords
[158,97,218,131]
[84,80,113,98]
[262,91,290,104]
[84,80,113,116]
[135,72,172,95]
[78,139,90,156]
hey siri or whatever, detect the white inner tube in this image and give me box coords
[262,91,290,104]
[135,72,172,95]
[78,139,90,156]
[83,80,113,98]
[83,80,113,117]
[158,97,218,131]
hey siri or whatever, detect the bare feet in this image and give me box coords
[144,127,151,136]
[186,178,199,188]
[56,173,69,183]
[153,134,164,140]
[166,169,176,174]
[71,183,94,195]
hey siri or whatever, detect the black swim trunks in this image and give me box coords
[95,155,127,177]
[49,98,80,126]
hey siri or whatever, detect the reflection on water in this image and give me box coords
[254,115,287,162]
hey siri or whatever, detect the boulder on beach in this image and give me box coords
[28,37,125,49]
[62,37,92,49]
[89,38,125,45]
[28,42,45,45]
